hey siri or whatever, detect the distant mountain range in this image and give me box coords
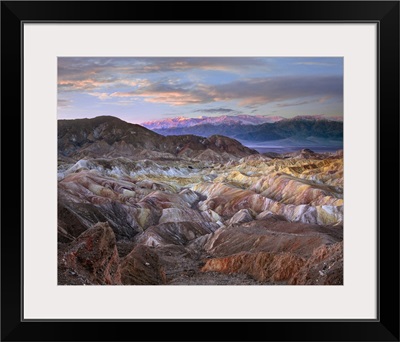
[142,114,342,130]
[141,115,343,149]
[142,114,285,130]
[58,115,343,163]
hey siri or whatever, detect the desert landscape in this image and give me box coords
[57,115,343,285]
[57,57,343,285]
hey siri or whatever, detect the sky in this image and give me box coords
[58,57,343,124]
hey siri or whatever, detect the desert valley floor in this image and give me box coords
[57,116,343,285]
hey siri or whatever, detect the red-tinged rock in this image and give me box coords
[201,241,343,285]
[201,251,306,283]
[289,241,343,285]
[58,222,122,285]
[203,219,342,258]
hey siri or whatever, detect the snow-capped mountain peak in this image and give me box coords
[141,114,285,130]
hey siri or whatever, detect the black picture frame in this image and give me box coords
[1,1,399,341]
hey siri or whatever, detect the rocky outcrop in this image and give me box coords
[201,218,342,258]
[200,223,343,285]
[201,242,343,285]
[58,222,122,285]
[58,197,144,241]
[120,245,166,285]
[289,241,343,285]
[201,251,306,283]
[57,118,344,285]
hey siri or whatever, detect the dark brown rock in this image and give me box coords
[58,222,122,285]
[120,245,166,285]
[58,116,257,161]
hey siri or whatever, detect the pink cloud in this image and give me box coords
[87,92,112,100]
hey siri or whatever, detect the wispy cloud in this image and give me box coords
[81,75,342,107]
[193,108,236,114]
[87,92,112,100]
[108,83,213,106]
[58,57,270,77]
[276,100,313,108]
[57,98,72,107]
[58,57,343,121]
[294,62,335,66]
[210,76,342,106]
[58,57,271,93]
[58,77,150,93]
[100,100,137,107]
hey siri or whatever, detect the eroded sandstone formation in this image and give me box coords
[58,117,343,285]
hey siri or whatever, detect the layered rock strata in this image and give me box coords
[58,117,343,285]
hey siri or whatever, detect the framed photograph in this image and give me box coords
[1,1,399,341]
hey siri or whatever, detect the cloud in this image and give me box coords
[87,92,112,100]
[143,93,208,106]
[108,91,135,98]
[58,76,150,93]
[245,104,260,109]
[100,100,137,107]
[210,75,343,106]
[58,79,110,91]
[108,82,213,106]
[116,79,151,88]
[57,99,72,107]
[57,57,272,93]
[81,74,342,107]
[318,96,332,103]
[294,62,335,66]
[58,58,342,111]
[58,57,270,78]
[275,100,314,108]
[193,108,235,114]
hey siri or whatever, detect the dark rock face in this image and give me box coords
[58,116,258,161]
[120,245,166,285]
[58,196,144,241]
[58,222,122,285]
[58,116,343,285]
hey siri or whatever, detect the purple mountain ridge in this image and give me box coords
[141,114,285,130]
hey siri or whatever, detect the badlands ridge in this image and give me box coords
[58,116,343,285]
